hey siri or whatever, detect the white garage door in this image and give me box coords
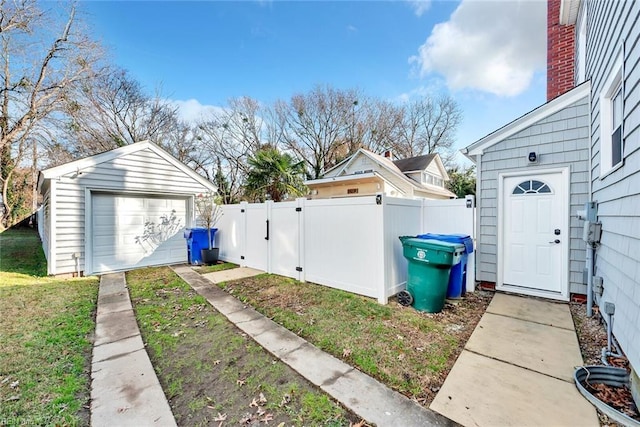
[91,193,188,274]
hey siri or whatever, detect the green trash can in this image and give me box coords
[398,236,464,313]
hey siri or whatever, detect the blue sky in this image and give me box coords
[80,0,548,164]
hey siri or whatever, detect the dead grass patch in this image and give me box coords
[218,274,493,405]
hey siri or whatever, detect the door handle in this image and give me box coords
[549,239,560,244]
[265,220,270,241]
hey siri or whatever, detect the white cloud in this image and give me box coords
[410,0,546,97]
[408,0,432,17]
[168,99,226,123]
[347,24,358,32]
[395,81,447,104]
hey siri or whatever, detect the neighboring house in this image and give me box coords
[38,140,216,276]
[464,0,640,403]
[305,148,456,200]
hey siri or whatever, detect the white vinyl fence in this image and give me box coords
[215,194,475,304]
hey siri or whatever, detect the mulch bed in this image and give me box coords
[570,303,640,426]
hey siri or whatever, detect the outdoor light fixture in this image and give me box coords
[528,152,538,163]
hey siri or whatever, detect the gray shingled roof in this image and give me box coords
[393,153,437,172]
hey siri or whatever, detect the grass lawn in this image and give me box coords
[217,273,492,405]
[0,228,98,426]
[192,262,238,274]
[127,267,360,426]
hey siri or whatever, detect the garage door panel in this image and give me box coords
[91,193,188,274]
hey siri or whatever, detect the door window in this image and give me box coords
[512,180,552,195]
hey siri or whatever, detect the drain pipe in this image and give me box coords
[601,302,625,365]
[586,241,594,317]
[584,201,598,317]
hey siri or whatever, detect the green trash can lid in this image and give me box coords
[399,237,465,254]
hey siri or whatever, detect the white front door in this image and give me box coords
[501,171,568,299]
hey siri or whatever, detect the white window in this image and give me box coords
[599,52,624,176]
[422,172,443,187]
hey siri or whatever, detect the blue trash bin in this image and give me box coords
[416,233,473,299]
[184,228,211,265]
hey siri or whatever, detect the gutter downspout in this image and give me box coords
[586,83,595,317]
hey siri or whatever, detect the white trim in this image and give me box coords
[48,180,57,275]
[305,171,377,185]
[84,187,93,276]
[464,83,591,157]
[497,167,570,301]
[577,6,587,84]
[599,49,624,177]
[559,0,581,25]
[322,151,360,176]
[84,189,194,276]
[38,140,216,193]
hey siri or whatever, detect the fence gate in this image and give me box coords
[217,195,476,303]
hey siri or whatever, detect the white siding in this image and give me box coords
[586,0,640,374]
[426,160,441,177]
[477,95,590,295]
[340,154,376,175]
[50,147,210,275]
[40,188,50,261]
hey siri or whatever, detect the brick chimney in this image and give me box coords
[547,0,576,101]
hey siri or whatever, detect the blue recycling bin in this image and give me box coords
[184,228,214,265]
[416,233,473,299]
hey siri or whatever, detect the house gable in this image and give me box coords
[38,140,215,193]
[309,148,455,199]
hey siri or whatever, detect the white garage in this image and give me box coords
[38,141,216,276]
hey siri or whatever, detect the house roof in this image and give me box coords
[393,153,436,172]
[309,148,455,198]
[462,81,591,159]
[38,140,216,193]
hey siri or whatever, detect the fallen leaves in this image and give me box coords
[587,382,640,419]
[213,412,227,421]
[279,393,291,407]
[243,392,275,424]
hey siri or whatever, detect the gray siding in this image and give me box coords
[52,147,210,275]
[586,0,640,374]
[478,95,590,295]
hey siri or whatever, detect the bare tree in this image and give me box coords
[358,99,404,155]
[158,119,213,180]
[198,96,272,202]
[394,95,462,160]
[275,85,361,178]
[64,67,178,156]
[0,0,100,225]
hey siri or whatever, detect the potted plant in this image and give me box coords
[195,192,223,265]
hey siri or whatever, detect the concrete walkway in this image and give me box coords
[90,273,176,427]
[430,293,599,427]
[172,265,454,427]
